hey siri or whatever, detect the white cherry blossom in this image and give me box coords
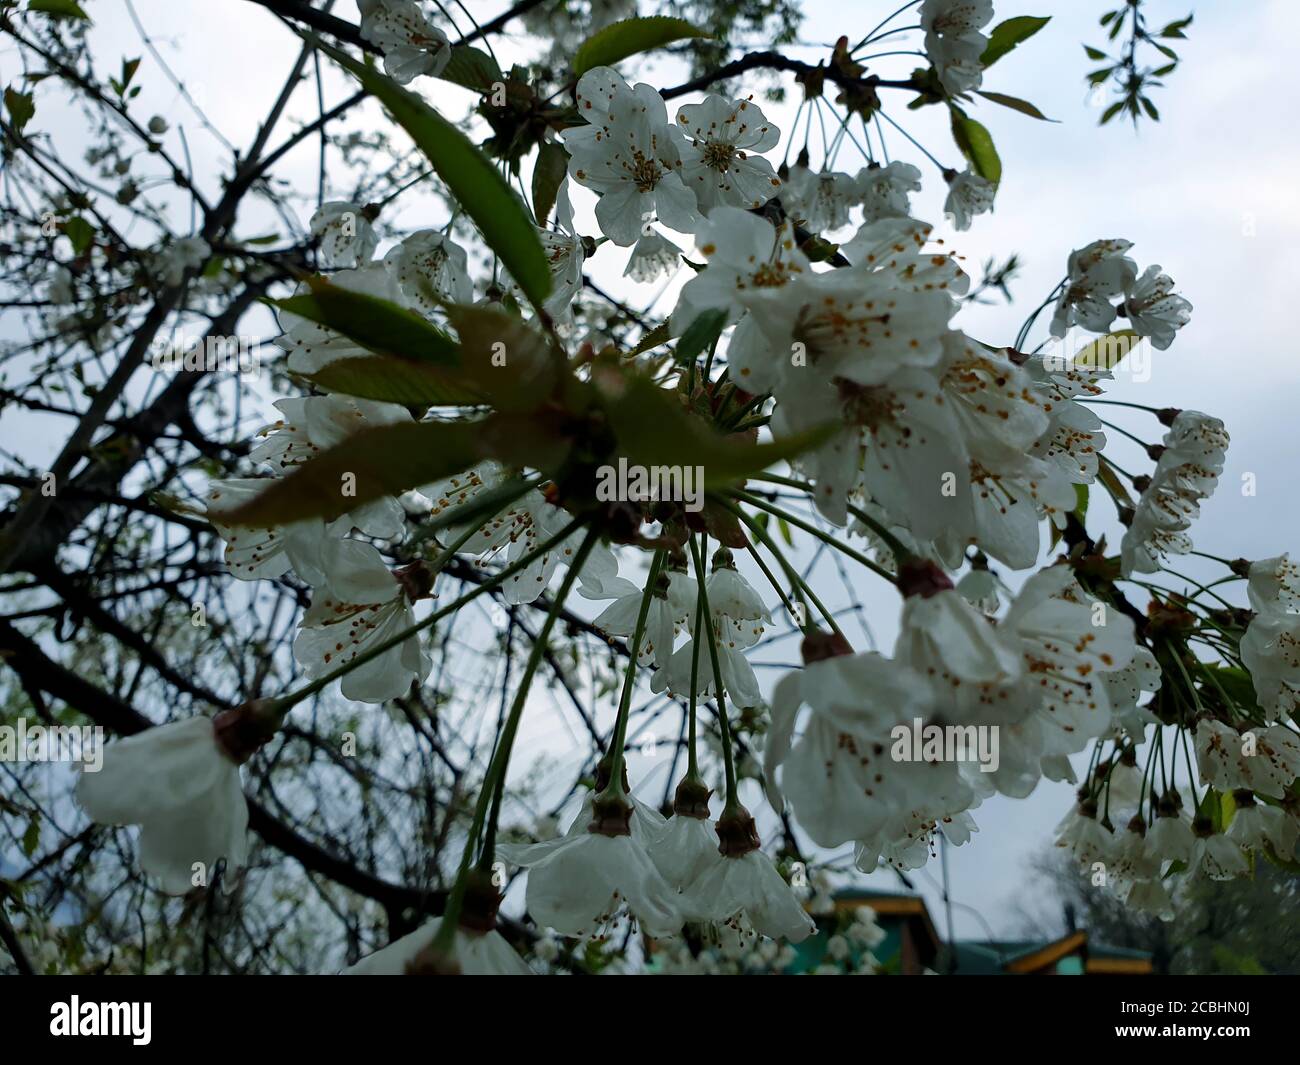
[76,716,250,896]
[310,201,377,269]
[358,0,451,84]
[676,94,782,212]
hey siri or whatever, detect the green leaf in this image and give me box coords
[218,419,493,527]
[61,216,94,254]
[439,45,503,93]
[974,90,1055,121]
[268,275,459,366]
[1262,841,1300,875]
[444,303,559,411]
[319,41,551,309]
[28,0,90,19]
[4,88,34,133]
[950,111,1002,184]
[572,16,711,76]
[980,15,1050,67]
[601,376,836,489]
[22,814,39,857]
[1100,100,1124,125]
[674,308,728,364]
[1083,45,1108,60]
[1072,329,1139,372]
[1140,96,1160,121]
[296,356,485,407]
[1197,665,1259,715]
[626,321,672,357]
[531,140,570,227]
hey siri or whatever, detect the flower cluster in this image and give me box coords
[1120,410,1228,576]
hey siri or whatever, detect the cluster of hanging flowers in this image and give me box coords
[70,0,1299,974]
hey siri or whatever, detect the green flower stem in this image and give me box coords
[717,495,838,635]
[730,487,900,586]
[688,533,739,811]
[686,592,704,782]
[746,471,914,568]
[742,541,801,628]
[597,549,667,804]
[1077,398,1164,415]
[437,528,600,950]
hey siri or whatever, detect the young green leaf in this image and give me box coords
[218,419,493,527]
[62,216,95,255]
[600,376,835,488]
[626,321,672,357]
[28,0,90,19]
[295,356,485,407]
[319,41,551,309]
[674,308,728,364]
[980,15,1050,67]
[269,275,460,366]
[444,303,560,411]
[572,17,711,76]
[974,90,1055,121]
[532,141,570,227]
[440,45,504,93]
[4,88,35,133]
[950,111,1002,184]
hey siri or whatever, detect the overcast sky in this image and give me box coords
[12,0,1300,943]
